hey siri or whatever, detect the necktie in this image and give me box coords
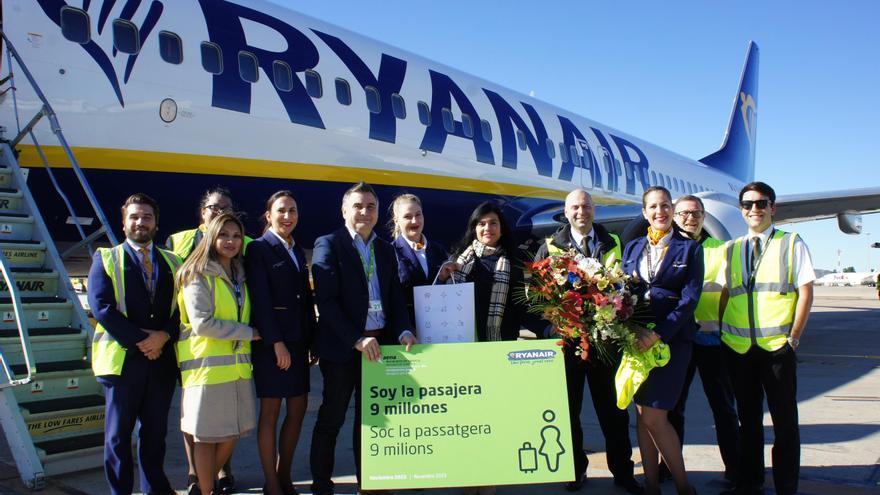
[750,237,762,275]
[139,247,154,296]
[579,236,589,257]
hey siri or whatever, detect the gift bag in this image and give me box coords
[413,268,475,343]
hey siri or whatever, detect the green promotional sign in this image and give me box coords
[361,340,573,490]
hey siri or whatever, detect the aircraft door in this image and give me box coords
[577,139,596,189]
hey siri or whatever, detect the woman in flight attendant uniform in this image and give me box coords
[244,191,317,495]
[620,186,704,495]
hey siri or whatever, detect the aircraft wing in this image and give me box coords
[775,187,880,233]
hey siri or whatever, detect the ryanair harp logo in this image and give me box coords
[36,0,166,107]
[739,91,757,145]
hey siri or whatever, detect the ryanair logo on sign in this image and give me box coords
[507,349,556,362]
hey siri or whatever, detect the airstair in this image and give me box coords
[0,29,119,489]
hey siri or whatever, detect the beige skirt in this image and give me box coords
[180,378,256,442]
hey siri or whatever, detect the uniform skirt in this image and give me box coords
[180,378,256,442]
[634,339,693,410]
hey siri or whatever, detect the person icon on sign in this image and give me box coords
[539,410,566,472]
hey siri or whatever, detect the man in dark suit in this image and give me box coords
[309,182,417,495]
[534,189,642,494]
[87,193,180,495]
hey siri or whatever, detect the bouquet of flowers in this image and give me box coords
[522,249,649,365]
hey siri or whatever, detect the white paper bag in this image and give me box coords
[413,281,475,344]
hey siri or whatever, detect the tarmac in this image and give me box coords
[1,285,878,495]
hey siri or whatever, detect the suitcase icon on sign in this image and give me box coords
[518,442,538,473]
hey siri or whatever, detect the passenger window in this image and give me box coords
[200,42,223,75]
[570,146,581,167]
[335,78,352,105]
[480,120,493,142]
[305,70,322,98]
[462,114,474,138]
[559,143,569,162]
[159,31,183,64]
[238,51,259,83]
[651,171,658,185]
[391,93,406,119]
[441,108,455,133]
[545,139,556,159]
[516,129,527,151]
[418,101,431,126]
[112,19,140,54]
[60,7,90,44]
[273,61,293,92]
[365,86,381,114]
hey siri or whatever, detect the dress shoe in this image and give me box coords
[217,475,235,494]
[719,488,764,495]
[657,462,673,482]
[614,475,644,494]
[186,474,201,495]
[564,472,587,491]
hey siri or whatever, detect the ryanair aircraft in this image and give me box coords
[2,0,878,246]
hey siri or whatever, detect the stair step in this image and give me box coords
[0,326,80,338]
[20,394,104,415]
[11,360,89,375]
[0,328,87,368]
[0,300,73,330]
[0,270,58,298]
[36,431,103,456]
[10,360,101,404]
[0,240,46,268]
[0,214,34,241]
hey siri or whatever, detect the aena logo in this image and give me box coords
[35,0,166,107]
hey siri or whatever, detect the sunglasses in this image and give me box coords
[740,199,771,210]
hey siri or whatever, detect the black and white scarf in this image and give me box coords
[452,240,510,341]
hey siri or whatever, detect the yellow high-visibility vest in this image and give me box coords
[694,237,727,333]
[176,274,252,387]
[545,233,622,268]
[92,244,181,376]
[721,230,798,354]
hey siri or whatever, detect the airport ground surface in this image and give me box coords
[1,286,878,495]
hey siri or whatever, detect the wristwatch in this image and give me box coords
[787,336,800,350]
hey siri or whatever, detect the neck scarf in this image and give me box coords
[453,240,510,342]
[647,226,670,246]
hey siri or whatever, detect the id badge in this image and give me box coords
[368,299,383,314]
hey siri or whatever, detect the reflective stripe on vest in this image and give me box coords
[721,230,798,354]
[544,233,622,268]
[92,244,181,376]
[694,238,726,333]
[176,273,252,388]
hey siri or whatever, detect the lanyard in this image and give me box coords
[232,279,244,321]
[645,243,668,282]
[357,241,376,282]
[126,243,158,296]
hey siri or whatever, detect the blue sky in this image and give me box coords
[278,0,880,272]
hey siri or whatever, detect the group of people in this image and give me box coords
[87,179,813,495]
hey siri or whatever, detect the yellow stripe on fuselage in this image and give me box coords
[17,145,632,204]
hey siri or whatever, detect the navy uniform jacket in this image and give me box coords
[391,235,447,323]
[244,231,317,346]
[621,230,704,343]
[311,227,412,362]
[87,244,180,383]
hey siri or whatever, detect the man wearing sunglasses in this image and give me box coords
[719,182,815,495]
[663,195,740,486]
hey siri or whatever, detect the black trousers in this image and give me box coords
[724,344,800,495]
[564,346,635,480]
[310,356,362,495]
[669,343,740,478]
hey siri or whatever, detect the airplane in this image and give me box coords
[2,0,879,253]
